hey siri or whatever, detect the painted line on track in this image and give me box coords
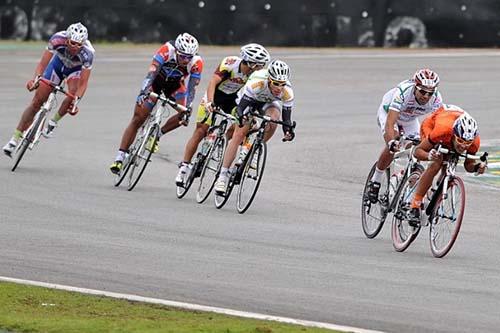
[0,276,385,333]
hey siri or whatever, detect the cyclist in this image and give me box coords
[175,43,270,186]
[109,32,203,174]
[214,59,296,195]
[3,22,94,156]
[407,105,486,226]
[366,68,443,203]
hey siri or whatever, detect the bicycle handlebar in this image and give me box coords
[437,146,488,162]
[37,77,76,99]
[250,110,297,128]
[149,92,188,113]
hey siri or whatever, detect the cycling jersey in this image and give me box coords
[383,80,442,122]
[236,69,294,113]
[421,105,480,154]
[47,31,95,70]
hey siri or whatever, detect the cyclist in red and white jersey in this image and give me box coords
[110,33,204,174]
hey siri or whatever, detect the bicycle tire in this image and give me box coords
[361,162,391,238]
[236,141,267,214]
[127,124,159,191]
[214,161,236,209]
[391,171,422,252]
[176,158,199,199]
[196,136,226,203]
[12,111,46,172]
[429,177,465,258]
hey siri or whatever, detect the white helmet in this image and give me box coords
[240,43,270,65]
[268,59,290,82]
[66,22,88,44]
[453,112,478,141]
[175,32,199,55]
[413,68,440,89]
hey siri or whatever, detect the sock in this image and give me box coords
[370,167,385,183]
[115,150,126,162]
[411,194,424,209]
[13,129,23,141]
[53,112,62,122]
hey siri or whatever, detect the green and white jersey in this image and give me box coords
[236,69,294,108]
[382,80,442,122]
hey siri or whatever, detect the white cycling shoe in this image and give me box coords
[214,178,227,195]
[3,139,18,157]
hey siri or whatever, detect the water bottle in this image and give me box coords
[201,133,215,155]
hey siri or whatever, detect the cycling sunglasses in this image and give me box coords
[455,135,474,146]
[246,61,265,70]
[176,51,194,61]
[269,79,287,87]
[415,86,435,96]
[67,40,83,48]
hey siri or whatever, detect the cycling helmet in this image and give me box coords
[66,22,88,44]
[413,68,439,89]
[175,33,199,55]
[240,43,270,65]
[453,112,478,141]
[268,59,290,82]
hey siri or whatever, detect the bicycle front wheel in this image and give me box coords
[236,141,267,214]
[12,111,46,172]
[361,163,390,238]
[176,159,198,199]
[127,124,159,191]
[429,177,465,258]
[391,171,421,252]
[196,136,226,203]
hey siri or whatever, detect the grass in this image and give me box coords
[0,282,340,333]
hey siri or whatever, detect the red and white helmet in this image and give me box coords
[175,32,199,55]
[413,68,440,89]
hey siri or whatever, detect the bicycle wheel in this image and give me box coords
[196,136,226,203]
[114,151,134,187]
[127,124,159,191]
[429,177,465,258]
[214,168,236,209]
[361,163,391,238]
[236,141,267,214]
[391,171,421,252]
[176,159,198,199]
[12,111,46,172]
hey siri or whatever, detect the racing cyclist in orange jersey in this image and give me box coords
[214,59,295,195]
[109,32,203,174]
[407,105,487,226]
[366,69,443,204]
[175,43,271,186]
[3,22,94,156]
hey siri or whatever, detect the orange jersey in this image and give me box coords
[420,105,480,154]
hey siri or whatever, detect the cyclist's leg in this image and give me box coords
[54,69,81,120]
[159,82,186,135]
[262,103,280,142]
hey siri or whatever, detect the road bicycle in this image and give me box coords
[176,107,236,202]
[114,92,187,191]
[391,145,488,257]
[215,111,296,214]
[12,77,76,172]
[361,135,422,238]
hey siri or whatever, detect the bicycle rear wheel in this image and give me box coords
[127,125,158,191]
[12,111,46,172]
[361,163,390,238]
[429,177,465,258]
[391,171,421,252]
[236,141,267,214]
[196,136,226,203]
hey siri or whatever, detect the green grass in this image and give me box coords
[0,282,340,333]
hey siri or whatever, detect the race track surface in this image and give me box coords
[1,45,500,333]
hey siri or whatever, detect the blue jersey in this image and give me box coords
[47,31,95,70]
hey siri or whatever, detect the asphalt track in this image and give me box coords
[1,44,500,333]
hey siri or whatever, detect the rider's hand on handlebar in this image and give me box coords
[474,162,487,175]
[387,139,400,153]
[238,111,249,127]
[67,96,81,116]
[136,91,149,105]
[282,124,295,142]
[206,101,215,114]
[428,148,441,161]
[179,106,192,126]
[26,77,40,91]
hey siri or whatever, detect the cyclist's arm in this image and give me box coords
[186,75,200,107]
[33,49,53,79]
[413,138,434,161]
[206,74,223,105]
[140,60,161,93]
[75,68,91,98]
[236,94,254,117]
[383,109,400,143]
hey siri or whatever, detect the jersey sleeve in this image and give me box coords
[282,86,294,108]
[214,56,236,80]
[152,44,170,66]
[47,32,66,51]
[431,91,443,111]
[189,56,203,80]
[388,89,405,112]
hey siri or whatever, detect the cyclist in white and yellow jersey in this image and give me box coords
[366,69,443,203]
[175,43,270,186]
[214,59,295,194]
